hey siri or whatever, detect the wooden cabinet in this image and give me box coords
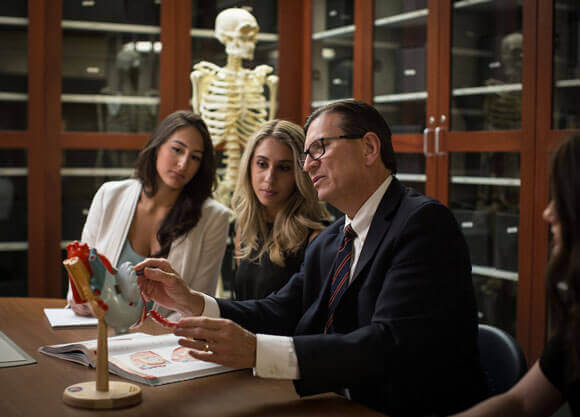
[301,0,579,362]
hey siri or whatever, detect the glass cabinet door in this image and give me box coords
[0,150,27,296]
[449,152,520,335]
[451,0,523,131]
[373,1,427,135]
[396,153,426,195]
[0,3,28,130]
[311,0,354,110]
[61,0,161,132]
[447,1,524,336]
[372,2,428,198]
[552,0,579,129]
[61,149,139,243]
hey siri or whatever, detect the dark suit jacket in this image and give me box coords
[218,178,486,416]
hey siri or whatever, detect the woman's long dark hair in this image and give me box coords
[134,110,216,258]
[546,134,580,371]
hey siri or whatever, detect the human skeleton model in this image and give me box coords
[484,32,523,130]
[191,8,279,206]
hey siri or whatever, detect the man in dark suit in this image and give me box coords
[137,100,486,416]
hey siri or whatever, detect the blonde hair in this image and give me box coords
[232,120,329,266]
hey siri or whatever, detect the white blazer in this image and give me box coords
[67,179,231,317]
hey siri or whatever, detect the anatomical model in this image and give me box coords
[61,242,177,408]
[64,241,176,333]
[191,7,278,206]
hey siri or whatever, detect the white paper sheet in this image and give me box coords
[43,308,98,328]
[0,331,36,367]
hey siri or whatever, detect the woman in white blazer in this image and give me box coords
[68,111,231,318]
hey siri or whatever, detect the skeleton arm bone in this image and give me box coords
[191,61,221,114]
[266,75,279,121]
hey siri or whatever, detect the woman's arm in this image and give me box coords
[450,362,563,417]
[183,204,230,297]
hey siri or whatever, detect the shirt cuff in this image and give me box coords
[255,334,300,380]
[201,293,221,318]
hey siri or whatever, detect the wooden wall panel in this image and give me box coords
[301,0,312,124]
[27,0,62,297]
[353,0,373,103]
[26,0,48,297]
[159,0,176,120]
[175,0,192,112]
[277,0,306,125]
[61,133,149,149]
[515,0,538,364]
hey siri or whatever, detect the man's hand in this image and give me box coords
[174,316,257,369]
[135,258,204,316]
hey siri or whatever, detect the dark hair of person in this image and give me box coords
[546,134,580,371]
[134,110,217,258]
[304,99,397,174]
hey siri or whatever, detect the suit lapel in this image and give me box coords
[299,180,405,333]
[351,178,404,283]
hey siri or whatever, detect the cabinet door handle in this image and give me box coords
[423,128,433,157]
[435,127,446,156]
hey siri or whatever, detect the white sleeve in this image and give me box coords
[200,295,300,380]
[188,205,230,297]
[255,334,301,379]
[200,293,221,318]
[80,183,106,247]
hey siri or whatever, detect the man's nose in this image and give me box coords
[302,154,317,173]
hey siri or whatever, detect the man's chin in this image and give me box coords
[316,188,332,204]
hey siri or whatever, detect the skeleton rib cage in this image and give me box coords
[192,61,277,205]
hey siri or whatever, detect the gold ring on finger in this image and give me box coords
[204,343,210,352]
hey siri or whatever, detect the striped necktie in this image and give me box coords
[325,224,357,333]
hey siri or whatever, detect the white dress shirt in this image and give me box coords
[202,175,393,379]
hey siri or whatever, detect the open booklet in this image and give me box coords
[38,332,235,386]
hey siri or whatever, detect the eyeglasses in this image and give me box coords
[299,134,362,169]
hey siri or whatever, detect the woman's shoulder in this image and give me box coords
[97,178,140,196]
[202,198,232,217]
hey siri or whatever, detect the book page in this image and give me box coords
[109,335,231,384]
[41,332,153,358]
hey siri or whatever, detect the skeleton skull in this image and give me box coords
[501,32,523,82]
[215,8,259,60]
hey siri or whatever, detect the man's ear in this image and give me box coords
[361,132,381,166]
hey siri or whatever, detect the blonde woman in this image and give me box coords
[231,119,329,300]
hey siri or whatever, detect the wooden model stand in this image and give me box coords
[62,258,142,409]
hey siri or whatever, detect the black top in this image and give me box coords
[234,232,310,301]
[540,334,580,416]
